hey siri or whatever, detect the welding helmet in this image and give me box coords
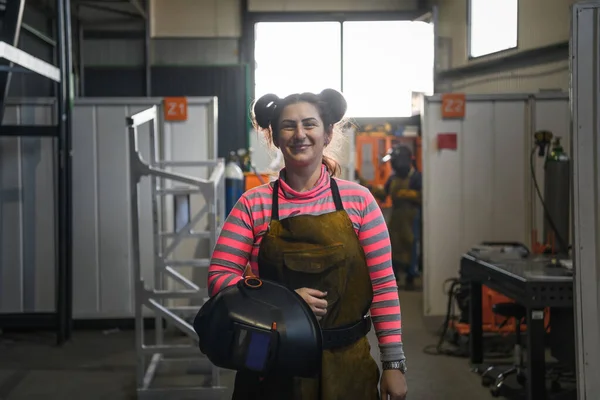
[194,277,322,378]
[383,144,413,178]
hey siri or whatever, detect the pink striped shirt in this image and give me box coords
[208,166,404,361]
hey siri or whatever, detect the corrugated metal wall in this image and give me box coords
[152,39,239,66]
[248,0,419,11]
[440,61,570,93]
[82,65,248,158]
[435,0,575,93]
[83,39,145,67]
[82,38,239,67]
[0,99,56,313]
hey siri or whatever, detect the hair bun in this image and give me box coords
[319,89,347,123]
[253,94,280,129]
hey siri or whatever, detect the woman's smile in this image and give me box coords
[289,144,312,153]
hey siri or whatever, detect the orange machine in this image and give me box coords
[450,287,550,337]
[355,133,422,208]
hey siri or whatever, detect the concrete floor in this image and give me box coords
[0,290,499,400]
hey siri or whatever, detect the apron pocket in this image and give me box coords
[282,243,347,308]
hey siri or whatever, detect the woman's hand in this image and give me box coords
[295,288,328,320]
[380,369,408,400]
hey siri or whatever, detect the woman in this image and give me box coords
[207,88,408,400]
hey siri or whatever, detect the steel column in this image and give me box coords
[55,0,74,345]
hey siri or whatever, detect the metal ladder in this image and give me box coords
[126,105,226,399]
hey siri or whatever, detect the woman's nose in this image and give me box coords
[294,125,307,138]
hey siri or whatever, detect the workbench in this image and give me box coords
[460,251,574,400]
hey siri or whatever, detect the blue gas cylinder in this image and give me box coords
[225,153,245,217]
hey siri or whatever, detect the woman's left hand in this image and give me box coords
[380,369,408,400]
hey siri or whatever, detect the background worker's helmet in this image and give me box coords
[383,144,413,177]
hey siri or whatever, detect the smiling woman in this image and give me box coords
[207,89,408,399]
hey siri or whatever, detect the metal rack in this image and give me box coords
[127,105,226,399]
[0,0,73,345]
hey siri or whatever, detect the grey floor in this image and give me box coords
[0,290,498,400]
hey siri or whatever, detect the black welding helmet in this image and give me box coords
[383,144,413,178]
[194,277,322,378]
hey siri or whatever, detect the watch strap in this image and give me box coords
[382,360,407,373]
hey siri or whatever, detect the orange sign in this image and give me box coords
[441,93,466,119]
[164,97,188,121]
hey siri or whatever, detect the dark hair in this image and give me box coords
[251,89,347,176]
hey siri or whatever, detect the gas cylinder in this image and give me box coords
[225,151,245,217]
[543,137,570,254]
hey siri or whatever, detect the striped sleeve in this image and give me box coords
[357,189,405,362]
[207,194,255,297]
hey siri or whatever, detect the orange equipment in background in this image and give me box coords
[355,133,422,208]
[244,172,272,191]
[450,286,551,337]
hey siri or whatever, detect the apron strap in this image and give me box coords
[272,176,343,221]
[329,178,344,212]
[271,180,280,221]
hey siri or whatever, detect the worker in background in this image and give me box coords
[375,145,422,290]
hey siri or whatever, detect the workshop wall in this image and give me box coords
[422,93,570,317]
[247,0,419,12]
[435,0,575,93]
[150,0,241,37]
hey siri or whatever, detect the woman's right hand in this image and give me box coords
[295,288,328,320]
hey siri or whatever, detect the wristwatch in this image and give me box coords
[382,360,407,374]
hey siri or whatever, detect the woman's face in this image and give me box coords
[276,101,330,170]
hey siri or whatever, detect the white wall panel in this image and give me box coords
[249,0,418,12]
[0,99,56,313]
[150,0,241,38]
[70,98,218,319]
[423,102,463,317]
[422,93,568,317]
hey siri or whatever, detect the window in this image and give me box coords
[342,21,434,118]
[469,0,519,58]
[254,22,342,99]
[253,20,434,118]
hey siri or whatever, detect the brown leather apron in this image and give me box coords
[231,177,380,400]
